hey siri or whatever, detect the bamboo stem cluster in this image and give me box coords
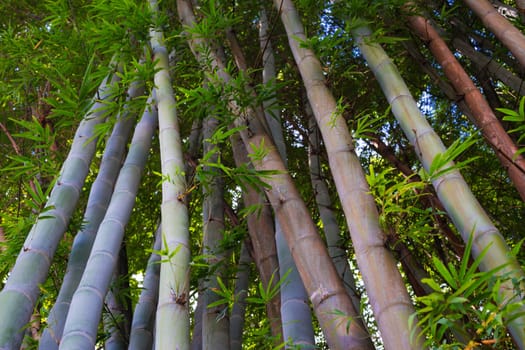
[0,67,122,349]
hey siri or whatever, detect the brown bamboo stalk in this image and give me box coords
[408,14,525,201]
[258,9,315,346]
[307,109,363,314]
[201,115,230,349]
[230,133,283,343]
[402,40,473,119]
[516,0,525,16]
[451,37,525,96]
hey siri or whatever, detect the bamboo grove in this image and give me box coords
[1,0,525,349]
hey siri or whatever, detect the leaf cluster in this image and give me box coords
[410,235,524,348]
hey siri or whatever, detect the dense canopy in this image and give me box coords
[1,0,525,349]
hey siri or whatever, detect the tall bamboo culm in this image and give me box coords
[177,0,371,347]
[274,0,422,348]
[353,25,525,347]
[0,64,121,350]
[150,1,191,349]
[259,7,315,348]
[39,79,143,350]
[407,11,525,202]
[128,225,161,350]
[463,0,525,69]
[58,92,157,349]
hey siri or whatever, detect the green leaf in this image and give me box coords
[422,277,443,292]
[427,133,480,181]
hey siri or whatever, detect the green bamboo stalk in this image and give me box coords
[202,114,230,350]
[230,242,251,350]
[39,80,143,350]
[353,24,525,347]
[58,94,157,349]
[0,63,121,350]
[128,225,161,350]
[275,0,421,348]
[150,1,191,349]
[259,8,315,347]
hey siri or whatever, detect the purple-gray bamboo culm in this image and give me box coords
[39,79,144,350]
[259,7,315,348]
[128,225,161,350]
[58,93,157,349]
[0,64,122,350]
[201,114,230,350]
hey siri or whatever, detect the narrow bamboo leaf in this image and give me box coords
[432,256,457,289]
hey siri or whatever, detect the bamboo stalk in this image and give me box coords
[307,108,363,314]
[0,62,122,350]
[201,114,230,349]
[407,13,525,201]
[230,133,282,341]
[229,242,251,350]
[150,1,191,348]
[463,0,525,69]
[39,79,143,350]
[259,8,315,347]
[177,0,370,347]
[128,225,161,350]
[275,0,421,348]
[354,24,525,347]
[58,93,157,349]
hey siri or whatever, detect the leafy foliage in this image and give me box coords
[410,235,524,348]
